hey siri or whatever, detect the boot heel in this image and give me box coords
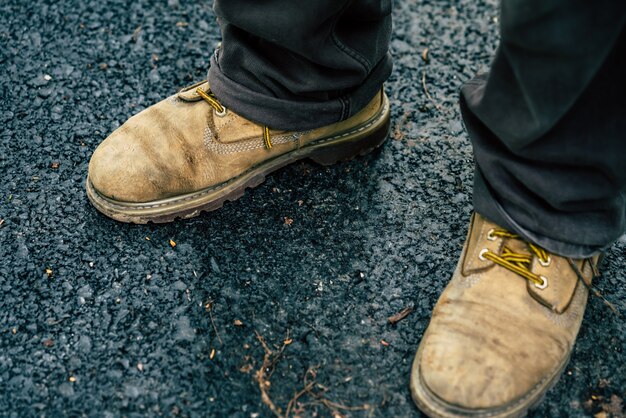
[308,118,390,166]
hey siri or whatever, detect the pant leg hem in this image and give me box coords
[208,50,392,131]
[473,168,611,258]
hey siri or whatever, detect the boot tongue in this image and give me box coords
[177,81,210,102]
[503,237,527,254]
[506,236,583,314]
[491,228,591,315]
[461,214,593,314]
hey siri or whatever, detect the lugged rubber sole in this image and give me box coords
[409,340,571,418]
[86,95,391,224]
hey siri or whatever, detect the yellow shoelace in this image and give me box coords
[480,229,551,289]
[196,87,273,149]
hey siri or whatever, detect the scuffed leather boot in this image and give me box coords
[86,81,390,223]
[411,213,600,418]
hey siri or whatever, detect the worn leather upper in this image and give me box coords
[88,82,384,203]
[418,213,596,410]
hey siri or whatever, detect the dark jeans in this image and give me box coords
[208,0,626,258]
[208,0,392,131]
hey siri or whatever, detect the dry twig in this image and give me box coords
[388,306,414,325]
[285,367,370,417]
[205,300,223,345]
[254,331,370,417]
[421,70,441,110]
[254,330,291,417]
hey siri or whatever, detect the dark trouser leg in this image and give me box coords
[208,0,392,131]
[461,0,626,257]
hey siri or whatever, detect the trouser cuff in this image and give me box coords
[208,49,392,131]
[472,168,609,258]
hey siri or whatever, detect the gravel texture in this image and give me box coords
[1,0,625,417]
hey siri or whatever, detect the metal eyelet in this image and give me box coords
[478,248,489,261]
[538,256,551,267]
[486,229,497,241]
[214,107,227,117]
[534,276,548,290]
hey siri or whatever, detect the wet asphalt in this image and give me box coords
[1,0,625,417]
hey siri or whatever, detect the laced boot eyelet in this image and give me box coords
[487,229,497,241]
[534,275,548,289]
[538,256,551,267]
[214,107,227,117]
[479,248,489,261]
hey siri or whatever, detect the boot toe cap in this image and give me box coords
[88,129,164,203]
[419,335,522,410]
[417,318,565,411]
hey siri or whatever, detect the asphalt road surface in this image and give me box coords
[1,0,625,417]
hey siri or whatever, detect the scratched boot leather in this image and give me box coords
[86,81,390,223]
[410,213,600,418]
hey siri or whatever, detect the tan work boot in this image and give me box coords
[86,81,390,223]
[410,213,600,418]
